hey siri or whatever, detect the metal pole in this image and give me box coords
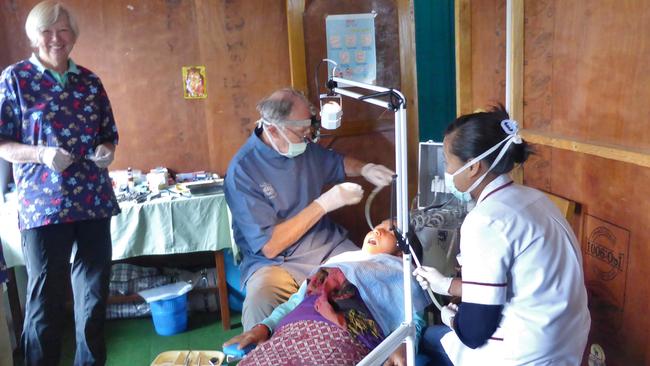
[326,77,415,366]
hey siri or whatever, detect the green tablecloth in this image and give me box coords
[0,193,234,267]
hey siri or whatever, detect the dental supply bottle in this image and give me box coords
[127,167,134,192]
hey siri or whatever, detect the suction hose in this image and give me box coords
[365,185,383,230]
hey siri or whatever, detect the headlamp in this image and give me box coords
[309,115,321,142]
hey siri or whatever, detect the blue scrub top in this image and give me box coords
[225,128,357,287]
[0,58,120,230]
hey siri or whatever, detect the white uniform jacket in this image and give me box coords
[441,175,591,365]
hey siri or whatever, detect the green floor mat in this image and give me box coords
[16,312,243,366]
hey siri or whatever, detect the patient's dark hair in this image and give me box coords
[444,104,532,174]
[387,217,424,262]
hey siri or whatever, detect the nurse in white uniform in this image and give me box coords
[413,105,591,366]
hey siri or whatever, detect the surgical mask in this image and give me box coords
[444,172,472,202]
[260,119,308,158]
[445,119,523,202]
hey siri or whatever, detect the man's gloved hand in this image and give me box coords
[441,303,458,328]
[89,144,115,168]
[412,265,453,295]
[37,146,74,172]
[314,182,364,213]
[361,163,394,187]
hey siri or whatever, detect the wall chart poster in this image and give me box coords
[326,13,377,84]
[182,66,207,99]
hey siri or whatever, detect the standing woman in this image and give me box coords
[414,105,590,365]
[0,1,120,365]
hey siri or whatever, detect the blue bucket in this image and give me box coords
[150,293,188,336]
[224,249,246,311]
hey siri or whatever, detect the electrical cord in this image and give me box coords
[315,59,338,99]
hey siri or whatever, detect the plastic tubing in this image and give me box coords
[365,185,384,230]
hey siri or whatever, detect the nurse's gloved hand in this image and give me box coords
[441,303,458,328]
[413,266,453,295]
[89,144,115,169]
[37,146,74,172]
[314,182,364,213]
[361,163,394,187]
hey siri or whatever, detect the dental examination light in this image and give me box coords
[317,59,343,129]
[316,58,420,366]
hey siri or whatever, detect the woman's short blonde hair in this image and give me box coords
[25,1,79,47]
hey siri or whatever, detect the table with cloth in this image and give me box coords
[0,192,235,343]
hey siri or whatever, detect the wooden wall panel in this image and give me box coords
[466,0,650,364]
[302,0,402,244]
[324,130,396,245]
[0,1,32,66]
[469,0,505,110]
[304,0,401,122]
[548,1,650,149]
[525,147,650,365]
[0,0,291,175]
[522,1,650,365]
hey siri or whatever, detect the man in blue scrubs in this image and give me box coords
[225,88,394,330]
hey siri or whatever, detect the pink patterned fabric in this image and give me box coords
[238,320,370,366]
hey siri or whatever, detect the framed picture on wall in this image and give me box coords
[325,12,377,84]
[182,66,207,99]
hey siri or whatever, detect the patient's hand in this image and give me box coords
[314,294,346,328]
[383,344,406,366]
[223,324,270,349]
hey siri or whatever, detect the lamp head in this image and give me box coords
[319,94,342,130]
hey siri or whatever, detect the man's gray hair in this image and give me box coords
[25,1,79,48]
[256,88,316,124]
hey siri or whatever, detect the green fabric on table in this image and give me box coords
[111,193,233,259]
[0,193,234,267]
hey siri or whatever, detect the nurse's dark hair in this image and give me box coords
[444,104,532,174]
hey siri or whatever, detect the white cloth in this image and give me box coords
[138,281,192,303]
[321,252,429,336]
[441,175,590,366]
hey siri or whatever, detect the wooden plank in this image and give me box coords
[215,251,231,331]
[397,0,420,200]
[543,191,576,222]
[506,0,524,183]
[521,129,650,169]
[505,0,524,122]
[454,0,473,115]
[286,0,308,93]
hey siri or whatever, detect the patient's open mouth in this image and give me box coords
[368,238,377,246]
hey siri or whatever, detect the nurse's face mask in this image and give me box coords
[259,118,310,158]
[445,119,523,202]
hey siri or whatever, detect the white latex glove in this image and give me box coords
[37,146,74,172]
[314,182,364,213]
[412,265,453,295]
[361,163,394,187]
[441,303,458,328]
[89,144,115,168]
